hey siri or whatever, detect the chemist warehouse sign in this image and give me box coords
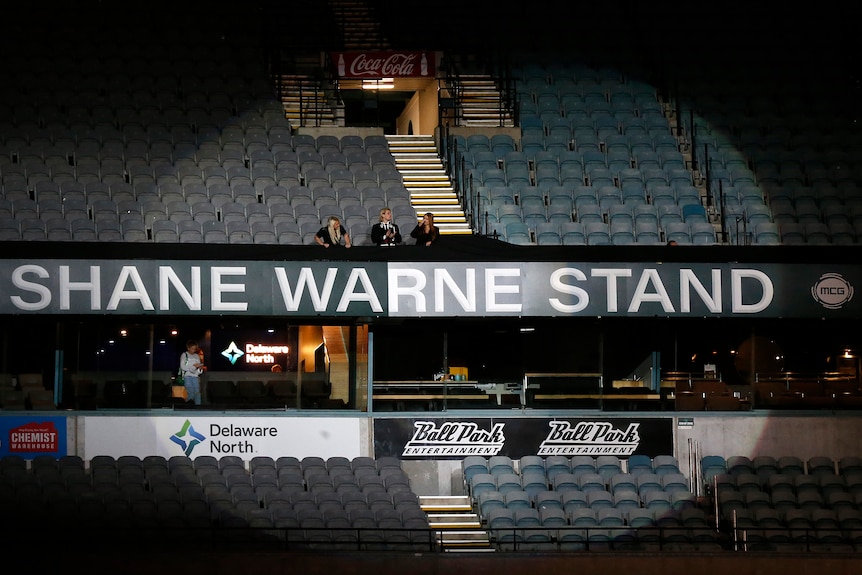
[0,259,857,318]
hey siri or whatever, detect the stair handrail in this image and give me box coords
[467,169,478,234]
[495,66,517,128]
[322,52,345,125]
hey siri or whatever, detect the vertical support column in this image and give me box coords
[53,321,63,408]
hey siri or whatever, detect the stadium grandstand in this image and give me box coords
[1,1,861,573]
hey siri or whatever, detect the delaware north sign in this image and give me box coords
[0,259,857,318]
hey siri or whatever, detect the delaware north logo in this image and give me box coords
[169,419,206,456]
[811,273,854,310]
[221,341,245,365]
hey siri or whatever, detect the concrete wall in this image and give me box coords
[674,412,862,482]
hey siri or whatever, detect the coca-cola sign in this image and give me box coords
[331,51,435,79]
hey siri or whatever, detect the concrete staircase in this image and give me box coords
[420,495,493,551]
[446,75,515,128]
[277,72,340,128]
[328,0,389,50]
[385,134,472,235]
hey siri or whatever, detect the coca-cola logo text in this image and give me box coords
[349,53,417,77]
[333,51,432,78]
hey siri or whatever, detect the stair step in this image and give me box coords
[417,218,466,225]
[432,211,469,217]
[388,150,434,155]
[403,184,452,189]
[398,169,446,175]
[410,199,460,207]
[407,190,456,195]
[408,201,459,208]
[428,514,482,529]
[410,193,459,199]
[462,120,515,127]
[410,217,466,223]
[409,190,458,197]
[436,529,493,550]
[403,184,455,189]
[403,183,453,190]
[407,191,458,197]
[395,158,443,164]
[438,530,489,541]
[404,191,458,196]
[438,531,492,545]
[410,194,459,201]
[412,212,463,218]
[419,213,466,219]
[404,190,458,197]
[401,173,450,179]
[398,164,446,170]
[399,167,447,174]
[420,495,474,510]
[407,195,457,201]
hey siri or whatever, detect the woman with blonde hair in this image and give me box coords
[315,215,351,248]
[410,212,440,246]
[371,207,402,246]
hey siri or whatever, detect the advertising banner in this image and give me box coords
[0,259,857,318]
[0,415,67,458]
[373,417,673,460]
[82,416,362,461]
[331,51,435,79]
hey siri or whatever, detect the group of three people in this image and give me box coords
[180,209,438,404]
[314,208,439,248]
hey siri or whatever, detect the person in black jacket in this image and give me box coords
[315,216,352,248]
[370,207,402,247]
[410,212,439,246]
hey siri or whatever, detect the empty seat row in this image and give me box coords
[464,454,681,482]
[0,454,404,478]
[486,503,708,530]
[478,485,696,516]
[702,454,862,481]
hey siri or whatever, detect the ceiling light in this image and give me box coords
[362,78,395,90]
